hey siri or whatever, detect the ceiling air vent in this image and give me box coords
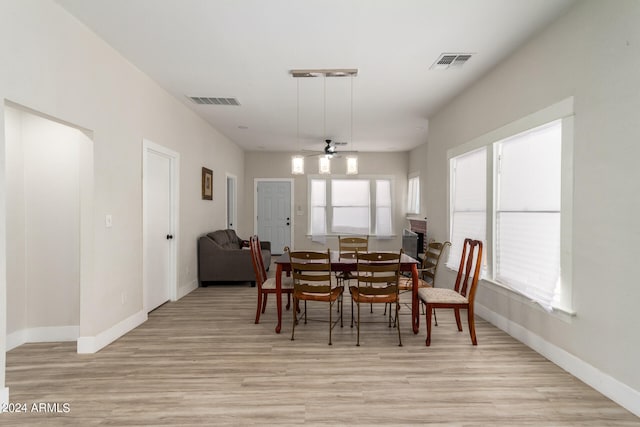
[188,96,240,106]
[430,53,474,70]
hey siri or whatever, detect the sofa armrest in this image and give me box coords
[260,240,271,252]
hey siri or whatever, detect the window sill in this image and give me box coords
[305,234,397,239]
[446,266,576,323]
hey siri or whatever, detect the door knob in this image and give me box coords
[166,234,174,240]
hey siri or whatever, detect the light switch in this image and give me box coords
[105,214,113,228]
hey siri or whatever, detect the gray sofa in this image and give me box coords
[197,229,271,286]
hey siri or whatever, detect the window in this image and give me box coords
[446,98,573,312]
[448,148,486,271]
[376,180,393,236]
[310,179,327,236]
[495,121,561,307]
[309,176,393,236]
[407,175,420,214]
[331,179,370,234]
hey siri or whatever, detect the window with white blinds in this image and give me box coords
[331,179,370,234]
[375,179,393,236]
[310,179,327,236]
[308,177,393,236]
[495,121,562,309]
[447,148,487,270]
[407,175,420,214]
[447,108,571,312]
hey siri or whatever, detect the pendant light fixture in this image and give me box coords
[345,73,358,175]
[291,78,304,175]
[319,73,331,174]
[290,68,358,175]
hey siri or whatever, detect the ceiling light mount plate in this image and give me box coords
[290,68,358,78]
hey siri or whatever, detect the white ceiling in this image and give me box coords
[56,0,575,153]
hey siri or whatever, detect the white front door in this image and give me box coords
[256,181,292,255]
[143,141,178,312]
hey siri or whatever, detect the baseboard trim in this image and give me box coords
[6,326,79,352]
[177,280,198,300]
[77,310,147,354]
[0,387,8,408]
[476,303,640,418]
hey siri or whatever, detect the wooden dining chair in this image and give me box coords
[350,250,403,346]
[395,239,451,324]
[249,235,293,324]
[418,238,482,346]
[287,248,343,345]
[335,235,369,285]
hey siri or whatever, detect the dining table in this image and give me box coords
[273,251,422,334]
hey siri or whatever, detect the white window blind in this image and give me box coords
[308,177,393,237]
[448,148,486,269]
[331,179,370,234]
[310,179,327,236]
[376,179,393,236]
[496,121,561,310]
[407,176,420,214]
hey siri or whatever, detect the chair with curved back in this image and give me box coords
[350,250,403,346]
[249,235,293,324]
[336,235,369,285]
[418,238,483,346]
[287,248,343,345]
[395,239,451,324]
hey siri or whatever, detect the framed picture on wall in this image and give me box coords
[202,167,213,200]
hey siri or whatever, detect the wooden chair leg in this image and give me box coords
[356,301,361,346]
[328,298,333,346]
[454,308,463,331]
[396,302,402,347]
[433,308,438,326]
[286,293,291,310]
[350,296,355,328]
[261,294,268,314]
[291,297,298,341]
[255,291,263,324]
[468,307,478,345]
[425,304,433,346]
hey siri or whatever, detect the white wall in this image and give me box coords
[243,151,411,251]
[1,0,245,398]
[5,107,86,344]
[417,0,640,413]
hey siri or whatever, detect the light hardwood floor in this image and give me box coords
[3,283,639,426]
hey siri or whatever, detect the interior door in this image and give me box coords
[144,148,174,312]
[257,181,291,255]
[227,174,237,229]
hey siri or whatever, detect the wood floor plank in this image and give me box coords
[2,284,639,426]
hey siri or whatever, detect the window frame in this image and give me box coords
[446,98,574,314]
[307,175,395,237]
[407,174,420,215]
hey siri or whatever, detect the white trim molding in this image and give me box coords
[177,280,198,300]
[77,310,147,354]
[6,326,79,352]
[0,387,9,408]
[476,303,640,418]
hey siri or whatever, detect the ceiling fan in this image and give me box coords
[303,139,356,158]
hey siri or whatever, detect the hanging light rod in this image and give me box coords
[290,68,358,78]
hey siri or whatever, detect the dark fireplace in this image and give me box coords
[408,218,427,258]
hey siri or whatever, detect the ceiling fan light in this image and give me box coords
[291,155,304,175]
[319,156,331,174]
[346,156,358,175]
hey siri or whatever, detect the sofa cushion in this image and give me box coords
[208,229,241,249]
